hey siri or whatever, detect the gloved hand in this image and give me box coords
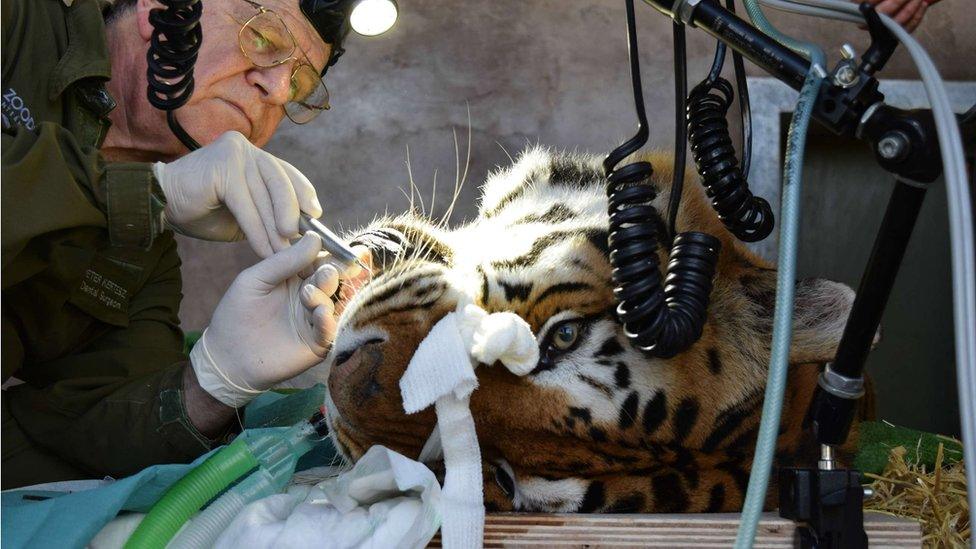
[191,232,344,408]
[153,131,322,258]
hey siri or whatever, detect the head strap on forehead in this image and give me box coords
[299,0,354,75]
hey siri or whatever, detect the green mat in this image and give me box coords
[854,421,964,476]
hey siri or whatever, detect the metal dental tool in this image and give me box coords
[299,213,369,273]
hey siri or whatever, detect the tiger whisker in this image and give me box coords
[430,168,438,222]
[409,161,426,218]
[496,140,514,164]
[405,145,419,215]
[461,103,472,196]
[443,127,459,230]
[443,107,473,229]
[396,186,414,212]
[438,124,467,230]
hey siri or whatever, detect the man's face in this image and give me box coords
[135,0,331,150]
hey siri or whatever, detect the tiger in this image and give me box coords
[318,146,864,514]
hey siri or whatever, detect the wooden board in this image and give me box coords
[428,512,922,548]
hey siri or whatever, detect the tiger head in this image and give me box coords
[322,147,859,513]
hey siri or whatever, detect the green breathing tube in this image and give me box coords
[123,438,259,549]
[124,414,328,549]
[168,421,322,548]
[168,466,284,548]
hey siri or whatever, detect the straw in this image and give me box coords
[865,440,970,547]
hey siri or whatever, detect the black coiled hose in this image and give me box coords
[603,0,721,359]
[146,0,203,150]
[686,47,773,242]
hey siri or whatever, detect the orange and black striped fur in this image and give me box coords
[318,147,865,513]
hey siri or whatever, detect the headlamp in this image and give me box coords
[300,0,398,74]
[349,0,398,36]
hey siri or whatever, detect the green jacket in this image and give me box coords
[2,0,219,489]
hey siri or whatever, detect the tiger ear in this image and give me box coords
[789,278,860,364]
[478,146,551,216]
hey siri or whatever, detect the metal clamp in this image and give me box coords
[818,363,866,400]
[673,0,702,25]
[833,62,860,89]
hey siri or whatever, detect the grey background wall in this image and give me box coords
[177,1,976,432]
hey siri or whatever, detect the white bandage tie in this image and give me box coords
[399,303,538,549]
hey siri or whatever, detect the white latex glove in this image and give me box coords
[191,233,342,408]
[153,131,322,258]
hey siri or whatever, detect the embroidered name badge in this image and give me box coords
[69,254,140,327]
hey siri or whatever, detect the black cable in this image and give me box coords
[667,22,688,239]
[146,0,203,151]
[706,41,727,84]
[725,0,753,179]
[684,4,773,243]
[668,0,765,242]
[603,0,721,359]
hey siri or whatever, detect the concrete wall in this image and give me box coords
[177,0,975,429]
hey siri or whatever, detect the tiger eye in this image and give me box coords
[552,321,581,351]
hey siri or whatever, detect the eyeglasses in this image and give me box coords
[235,0,330,124]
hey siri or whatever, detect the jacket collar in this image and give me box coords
[49,0,113,100]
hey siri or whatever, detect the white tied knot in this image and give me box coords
[399,303,538,549]
[456,304,539,376]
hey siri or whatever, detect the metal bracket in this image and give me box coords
[673,0,702,25]
[819,363,866,400]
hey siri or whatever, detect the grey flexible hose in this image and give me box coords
[732,3,826,547]
[759,0,862,23]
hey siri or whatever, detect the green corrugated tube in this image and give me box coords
[168,422,322,548]
[167,467,280,548]
[123,438,259,549]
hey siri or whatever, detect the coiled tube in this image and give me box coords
[687,76,774,242]
[604,0,722,359]
[146,0,203,150]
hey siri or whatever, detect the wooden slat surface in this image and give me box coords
[429,512,922,548]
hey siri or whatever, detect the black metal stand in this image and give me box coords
[796,25,940,544]
[779,467,869,549]
[795,99,938,546]
[791,176,929,548]
[624,1,949,546]
[808,178,930,444]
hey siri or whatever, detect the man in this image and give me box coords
[2,0,366,488]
